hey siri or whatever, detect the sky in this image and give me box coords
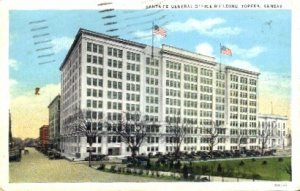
[9,9,291,139]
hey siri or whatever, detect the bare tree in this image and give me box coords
[206,121,220,155]
[259,121,272,155]
[114,112,149,158]
[65,108,101,166]
[237,129,248,151]
[166,116,187,159]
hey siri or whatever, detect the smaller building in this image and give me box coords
[48,95,61,149]
[258,114,288,150]
[39,125,49,150]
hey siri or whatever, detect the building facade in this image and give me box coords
[48,95,61,149]
[39,125,49,149]
[258,114,288,149]
[60,28,260,159]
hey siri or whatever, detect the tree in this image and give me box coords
[206,121,219,155]
[114,112,149,159]
[237,129,248,151]
[259,120,272,155]
[166,115,187,159]
[65,108,101,167]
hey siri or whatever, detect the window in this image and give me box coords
[87,55,91,63]
[87,42,92,51]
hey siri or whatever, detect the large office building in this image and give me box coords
[48,95,61,149]
[59,28,260,159]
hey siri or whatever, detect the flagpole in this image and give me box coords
[151,22,154,59]
[219,43,222,72]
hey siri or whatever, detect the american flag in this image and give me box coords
[220,45,232,56]
[153,25,167,37]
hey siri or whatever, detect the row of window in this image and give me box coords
[184,74,197,82]
[87,88,103,97]
[146,67,159,76]
[146,77,159,85]
[87,77,103,87]
[146,57,159,66]
[87,42,104,54]
[126,83,140,92]
[184,83,198,91]
[126,103,140,112]
[127,62,140,71]
[146,87,159,95]
[87,99,103,109]
[127,73,140,82]
[108,69,122,79]
[166,60,181,70]
[184,65,198,74]
[166,89,180,97]
[167,70,181,79]
[108,59,122,68]
[87,66,103,76]
[146,96,159,104]
[108,47,123,58]
[108,80,122,90]
[146,105,159,113]
[87,55,103,65]
[126,93,140,102]
[107,101,122,110]
[127,51,141,62]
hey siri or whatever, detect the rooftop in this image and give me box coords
[59,28,260,76]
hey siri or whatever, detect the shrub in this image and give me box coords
[251,158,256,162]
[169,160,174,169]
[252,173,261,180]
[262,160,268,165]
[217,164,223,176]
[278,158,283,162]
[182,165,189,179]
[97,164,106,170]
[146,159,152,169]
[175,160,181,170]
[126,168,131,174]
[156,171,160,177]
[239,160,245,166]
[110,165,116,172]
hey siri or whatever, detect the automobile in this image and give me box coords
[223,150,233,158]
[233,150,241,157]
[148,152,154,158]
[263,150,274,156]
[211,150,223,158]
[85,154,109,161]
[200,176,210,182]
[154,152,163,158]
[197,151,210,160]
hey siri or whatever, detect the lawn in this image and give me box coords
[191,157,291,181]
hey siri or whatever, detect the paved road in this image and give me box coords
[9,148,165,183]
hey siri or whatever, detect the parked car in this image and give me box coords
[223,150,234,158]
[85,154,109,161]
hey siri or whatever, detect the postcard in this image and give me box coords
[1,0,299,190]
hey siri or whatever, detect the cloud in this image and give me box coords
[10,83,60,139]
[227,44,265,58]
[224,59,260,73]
[9,79,18,88]
[166,18,241,36]
[195,42,214,57]
[9,59,19,70]
[51,36,74,54]
[259,72,290,98]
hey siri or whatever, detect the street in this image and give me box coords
[9,148,164,183]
